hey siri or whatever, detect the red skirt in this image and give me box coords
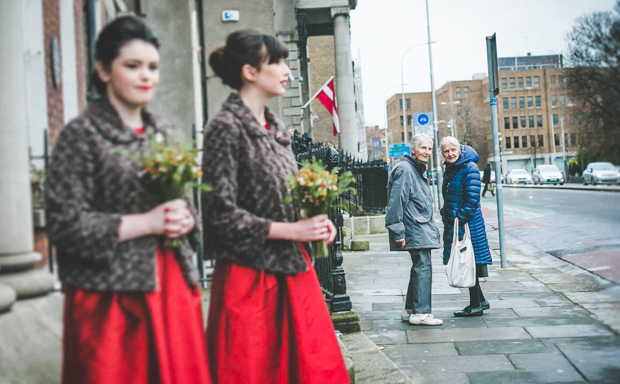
[62,246,211,384]
[205,244,350,384]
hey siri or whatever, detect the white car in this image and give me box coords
[533,164,564,185]
[582,162,620,185]
[505,169,533,185]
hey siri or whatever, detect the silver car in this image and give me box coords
[582,162,620,185]
[533,164,564,185]
[506,169,533,184]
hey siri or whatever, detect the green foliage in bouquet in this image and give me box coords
[286,158,355,258]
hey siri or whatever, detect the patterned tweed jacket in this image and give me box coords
[201,93,306,274]
[46,99,199,292]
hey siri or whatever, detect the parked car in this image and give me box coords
[582,162,620,185]
[505,169,533,184]
[533,164,564,185]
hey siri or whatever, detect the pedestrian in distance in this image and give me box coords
[201,29,350,384]
[440,137,493,317]
[482,163,495,197]
[45,16,211,384]
[386,134,443,326]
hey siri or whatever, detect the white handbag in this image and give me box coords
[446,217,476,288]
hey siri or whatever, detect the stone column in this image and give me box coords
[0,1,54,307]
[331,6,359,156]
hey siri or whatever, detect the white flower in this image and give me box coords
[155,132,165,143]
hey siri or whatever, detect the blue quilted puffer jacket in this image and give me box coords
[441,145,492,265]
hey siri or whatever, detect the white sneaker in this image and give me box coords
[401,310,412,322]
[409,314,443,326]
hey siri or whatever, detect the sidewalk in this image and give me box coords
[341,218,620,384]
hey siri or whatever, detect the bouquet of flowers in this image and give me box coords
[134,133,211,247]
[286,159,354,259]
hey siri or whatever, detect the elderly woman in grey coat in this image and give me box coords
[385,134,443,326]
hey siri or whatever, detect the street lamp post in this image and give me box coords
[440,101,460,139]
[401,42,434,145]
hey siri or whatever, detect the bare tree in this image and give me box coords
[565,0,620,164]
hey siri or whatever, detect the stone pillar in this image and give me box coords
[0,1,54,306]
[331,6,359,156]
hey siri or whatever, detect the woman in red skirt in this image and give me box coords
[46,17,210,384]
[201,30,350,384]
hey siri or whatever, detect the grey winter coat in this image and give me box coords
[46,99,200,292]
[201,93,306,275]
[385,154,441,251]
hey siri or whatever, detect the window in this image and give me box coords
[554,133,560,146]
[463,86,469,98]
[521,116,527,128]
[511,97,517,109]
[503,98,509,110]
[561,114,566,127]
[406,99,411,109]
[551,95,557,108]
[530,135,536,147]
[537,115,543,127]
[538,135,544,147]
[514,136,520,149]
[399,99,403,110]
[534,76,540,88]
[570,133,576,145]
[518,77,524,89]
[510,78,515,90]
[535,96,541,108]
[401,132,405,141]
[456,87,462,99]
[559,76,565,88]
[457,105,462,115]
[501,78,507,90]
[504,117,510,129]
[529,116,534,128]
[519,97,525,109]
[550,75,556,88]
[512,116,518,129]
[522,136,528,148]
[526,77,532,89]
[400,116,404,126]
[567,94,573,107]
[559,94,565,107]
[465,105,470,117]
[407,115,412,127]
[466,123,471,134]
[553,114,559,126]
[506,137,512,149]
[527,96,533,109]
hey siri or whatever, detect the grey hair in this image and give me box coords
[410,134,434,151]
[439,136,461,157]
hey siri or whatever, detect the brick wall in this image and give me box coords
[308,36,338,146]
[44,0,64,147]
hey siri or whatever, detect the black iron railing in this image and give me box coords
[290,133,388,312]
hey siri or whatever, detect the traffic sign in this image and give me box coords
[389,143,411,158]
[413,112,433,127]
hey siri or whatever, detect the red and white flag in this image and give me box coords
[316,78,340,136]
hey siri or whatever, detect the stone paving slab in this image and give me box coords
[525,323,615,338]
[388,354,514,373]
[406,327,531,343]
[508,352,584,375]
[432,308,519,319]
[512,306,594,318]
[481,315,597,328]
[371,317,487,332]
[403,371,470,384]
[542,336,620,383]
[365,330,408,345]
[467,370,585,384]
[455,338,551,355]
[382,343,458,358]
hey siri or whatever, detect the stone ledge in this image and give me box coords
[0,269,54,298]
[332,310,361,333]
[0,283,16,313]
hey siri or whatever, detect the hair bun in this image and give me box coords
[208,45,227,79]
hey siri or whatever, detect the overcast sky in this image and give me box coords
[349,0,618,127]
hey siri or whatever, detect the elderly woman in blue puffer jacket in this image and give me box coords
[440,136,492,317]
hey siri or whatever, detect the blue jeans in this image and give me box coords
[405,249,432,313]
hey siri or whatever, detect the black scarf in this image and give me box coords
[410,156,428,178]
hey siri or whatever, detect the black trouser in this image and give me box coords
[482,182,494,196]
[468,276,486,308]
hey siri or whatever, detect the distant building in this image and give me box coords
[386,54,577,174]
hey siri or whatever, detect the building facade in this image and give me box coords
[385,54,578,174]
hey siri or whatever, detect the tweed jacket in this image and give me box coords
[201,93,306,274]
[45,99,200,292]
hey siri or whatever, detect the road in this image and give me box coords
[480,187,620,284]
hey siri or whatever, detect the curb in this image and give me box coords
[501,184,620,192]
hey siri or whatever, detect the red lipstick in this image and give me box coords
[137,86,151,91]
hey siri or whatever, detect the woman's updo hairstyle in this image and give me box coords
[91,16,160,95]
[209,29,289,90]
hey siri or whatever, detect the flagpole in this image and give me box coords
[301,76,334,109]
